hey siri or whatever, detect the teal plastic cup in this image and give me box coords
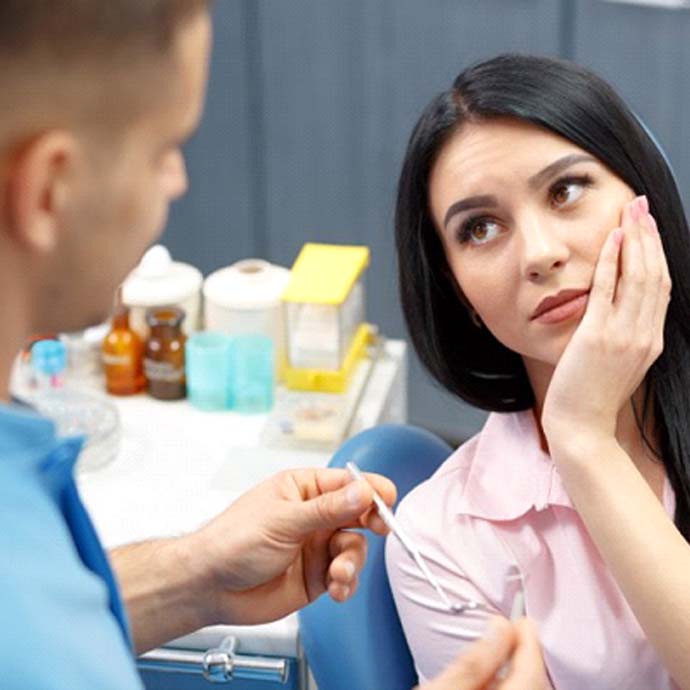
[229,334,275,414]
[185,332,232,411]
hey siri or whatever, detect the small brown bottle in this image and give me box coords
[144,307,187,400]
[102,299,146,396]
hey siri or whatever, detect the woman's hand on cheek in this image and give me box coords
[541,195,671,453]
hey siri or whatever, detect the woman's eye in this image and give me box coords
[549,176,592,208]
[460,218,501,246]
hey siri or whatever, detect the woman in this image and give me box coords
[386,54,690,690]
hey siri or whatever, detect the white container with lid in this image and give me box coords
[203,259,290,379]
[122,245,203,337]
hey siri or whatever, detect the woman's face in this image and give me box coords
[429,116,636,370]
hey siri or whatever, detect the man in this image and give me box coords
[0,2,546,688]
[421,618,546,690]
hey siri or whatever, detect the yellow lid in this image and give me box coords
[282,243,370,305]
[283,323,373,392]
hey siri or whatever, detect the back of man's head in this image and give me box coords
[0,1,213,341]
[0,0,211,142]
[0,1,210,64]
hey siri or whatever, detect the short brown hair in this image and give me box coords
[0,1,212,142]
[0,0,211,63]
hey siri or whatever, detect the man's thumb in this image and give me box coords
[289,479,373,534]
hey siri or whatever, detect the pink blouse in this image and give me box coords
[385,410,677,689]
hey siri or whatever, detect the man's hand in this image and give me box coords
[189,467,396,626]
[419,617,550,690]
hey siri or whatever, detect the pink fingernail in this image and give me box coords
[638,195,649,215]
[629,199,640,222]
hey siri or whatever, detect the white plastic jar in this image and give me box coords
[122,245,203,338]
[203,259,290,379]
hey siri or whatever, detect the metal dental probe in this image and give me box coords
[345,461,486,615]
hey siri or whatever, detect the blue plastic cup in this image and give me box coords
[185,332,232,411]
[229,334,274,414]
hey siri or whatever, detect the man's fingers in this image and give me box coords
[309,467,397,505]
[501,618,549,690]
[286,479,373,535]
[327,575,358,602]
[421,617,515,690]
[364,512,389,534]
[418,618,549,690]
[288,469,396,536]
[326,530,367,601]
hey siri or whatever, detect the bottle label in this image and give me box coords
[103,353,132,367]
[144,358,184,383]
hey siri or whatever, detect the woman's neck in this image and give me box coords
[524,357,660,476]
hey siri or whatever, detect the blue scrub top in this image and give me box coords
[0,402,143,689]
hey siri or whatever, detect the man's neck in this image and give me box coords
[0,265,32,403]
[1,340,23,404]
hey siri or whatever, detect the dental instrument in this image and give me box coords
[346,460,486,615]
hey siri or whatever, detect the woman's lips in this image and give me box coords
[533,292,589,325]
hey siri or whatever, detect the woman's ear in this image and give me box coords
[4,130,79,254]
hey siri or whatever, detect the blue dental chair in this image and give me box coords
[298,424,453,690]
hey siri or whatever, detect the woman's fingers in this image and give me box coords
[582,224,623,327]
[542,194,670,441]
[649,215,672,361]
[635,210,663,348]
[613,197,668,373]
[587,196,665,372]
[616,197,647,322]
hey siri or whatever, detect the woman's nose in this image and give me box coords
[519,218,570,281]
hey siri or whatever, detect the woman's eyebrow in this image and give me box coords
[527,153,598,190]
[442,153,598,229]
[443,195,498,228]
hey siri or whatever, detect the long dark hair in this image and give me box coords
[395,54,690,540]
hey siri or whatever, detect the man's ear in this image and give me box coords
[4,130,79,254]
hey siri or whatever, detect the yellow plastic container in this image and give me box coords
[282,243,371,392]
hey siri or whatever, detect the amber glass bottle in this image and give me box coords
[144,307,187,400]
[102,304,146,395]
